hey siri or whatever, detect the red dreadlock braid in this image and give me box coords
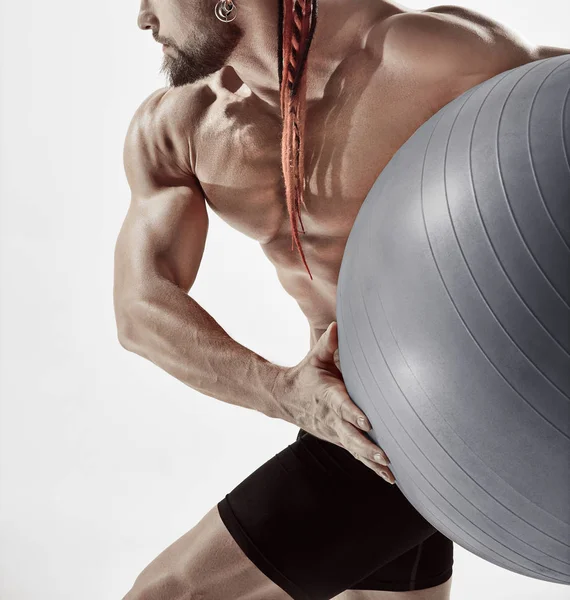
[279,0,318,280]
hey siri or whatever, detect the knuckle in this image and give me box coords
[346,401,360,423]
[338,393,353,421]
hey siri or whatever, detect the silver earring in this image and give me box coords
[215,0,237,23]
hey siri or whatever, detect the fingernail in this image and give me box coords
[380,471,394,484]
[373,452,386,464]
[357,416,370,430]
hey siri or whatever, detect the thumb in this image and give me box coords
[312,321,338,364]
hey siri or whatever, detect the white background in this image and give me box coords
[0,1,568,598]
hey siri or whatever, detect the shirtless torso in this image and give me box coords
[124,4,560,348]
[117,4,569,599]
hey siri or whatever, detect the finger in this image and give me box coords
[312,322,338,363]
[350,449,394,482]
[328,321,338,350]
[359,455,395,484]
[328,385,372,432]
[338,420,390,466]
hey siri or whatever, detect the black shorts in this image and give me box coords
[217,428,453,600]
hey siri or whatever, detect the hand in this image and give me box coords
[276,322,395,483]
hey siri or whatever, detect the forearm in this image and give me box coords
[116,277,287,420]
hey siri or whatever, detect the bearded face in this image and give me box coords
[138,0,244,87]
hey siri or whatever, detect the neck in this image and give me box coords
[226,0,400,109]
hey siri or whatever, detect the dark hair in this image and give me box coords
[278,0,319,280]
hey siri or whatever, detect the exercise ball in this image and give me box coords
[337,55,570,584]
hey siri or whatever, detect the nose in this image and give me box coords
[137,3,159,32]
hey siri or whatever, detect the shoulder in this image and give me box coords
[369,5,539,103]
[123,84,213,192]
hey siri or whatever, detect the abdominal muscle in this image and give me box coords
[259,217,352,349]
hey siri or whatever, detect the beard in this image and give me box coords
[160,22,244,87]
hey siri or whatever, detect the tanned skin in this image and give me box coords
[115,1,569,598]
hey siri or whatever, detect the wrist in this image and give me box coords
[265,364,297,422]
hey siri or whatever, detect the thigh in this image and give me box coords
[334,576,452,600]
[350,529,453,592]
[217,429,453,600]
[123,505,291,600]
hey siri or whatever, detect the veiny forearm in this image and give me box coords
[116,276,287,420]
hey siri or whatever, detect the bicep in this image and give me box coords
[115,95,208,299]
[115,181,208,297]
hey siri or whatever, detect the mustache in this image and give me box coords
[153,33,175,47]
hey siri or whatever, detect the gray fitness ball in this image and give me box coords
[337,55,570,584]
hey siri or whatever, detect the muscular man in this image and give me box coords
[114,1,569,598]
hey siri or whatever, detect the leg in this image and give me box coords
[336,524,453,599]
[125,428,454,600]
[216,429,453,599]
[333,576,452,600]
[123,505,290,600]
